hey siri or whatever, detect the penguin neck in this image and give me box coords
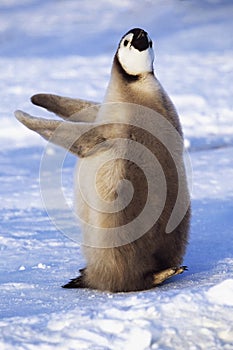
[101,56,183,134]
[104,55,156,105]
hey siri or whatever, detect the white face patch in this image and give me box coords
[117,32,154,76]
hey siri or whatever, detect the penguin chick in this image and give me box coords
[15,28,191,292]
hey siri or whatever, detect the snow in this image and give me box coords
[0,0,233,349]
[206,279,233,306]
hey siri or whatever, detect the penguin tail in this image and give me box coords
[62,268,87,289]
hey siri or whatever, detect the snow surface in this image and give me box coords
[0,0,233,349]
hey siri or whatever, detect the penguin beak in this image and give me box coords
[132,30,149,52]
[136,30,145,40]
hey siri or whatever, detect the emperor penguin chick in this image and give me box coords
[65,28,191,292]
[15,28,191,292]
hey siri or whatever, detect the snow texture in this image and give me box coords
[0,0,233,349]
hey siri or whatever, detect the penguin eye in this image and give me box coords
[124,39,129,47]
[149,41,153,48]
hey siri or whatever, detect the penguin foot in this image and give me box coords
[153,266,188,286]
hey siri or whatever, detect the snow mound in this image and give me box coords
[206,279,233,306]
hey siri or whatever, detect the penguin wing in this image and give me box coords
[31,93,99,122]
[14,110,121,157]
[15,109,93,156]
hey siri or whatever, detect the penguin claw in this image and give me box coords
[182,265,188,271]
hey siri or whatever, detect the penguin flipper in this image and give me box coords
[14,110,104,157]
[31,93,99,122]
[153,266,188,286]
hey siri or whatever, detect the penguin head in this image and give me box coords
[117,28,154,77]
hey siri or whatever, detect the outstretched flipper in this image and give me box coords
[153,266,188,286]
[15,110,102,156]
[31,93,99,122]
[15,110,123,157]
